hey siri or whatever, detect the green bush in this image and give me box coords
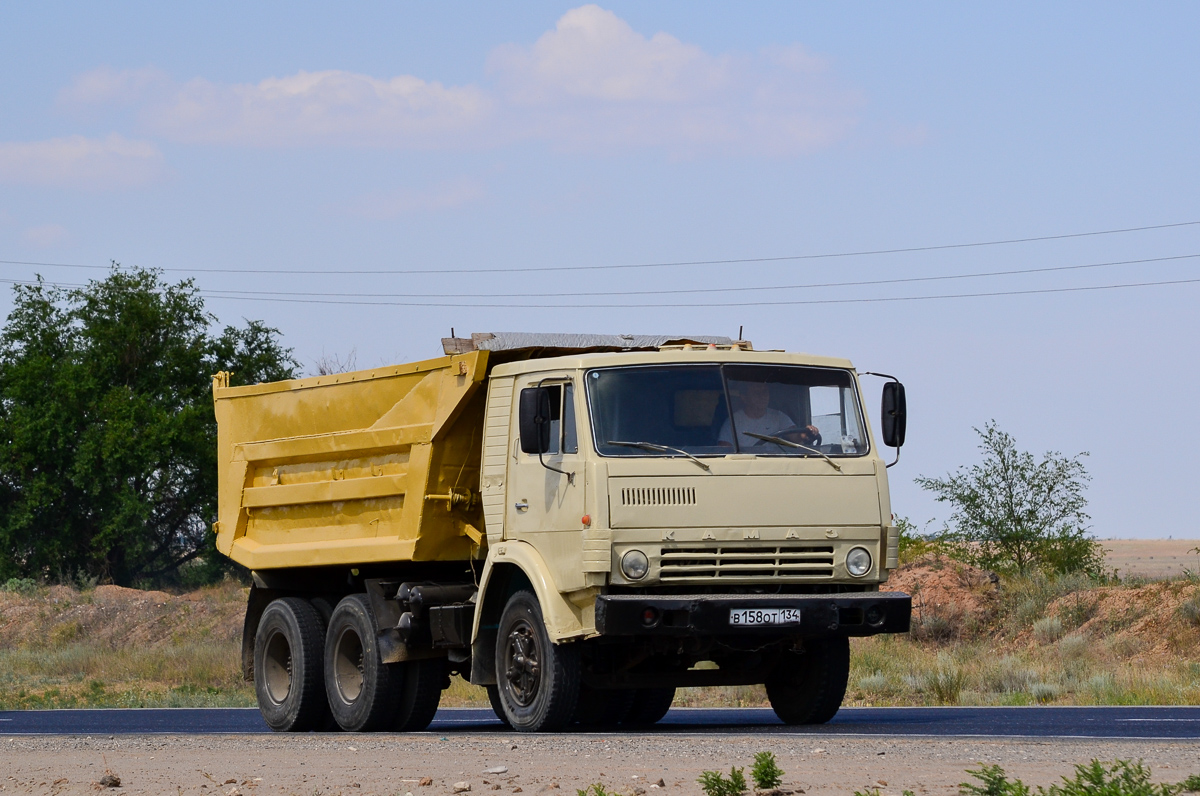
[916,422,1105,577]
[576,785,617,796]
[961,759,1181,796]
[1046,759,1176,796]
[698,768,747,796]
[1,577,38,595]
[751,752,784,790]
[960,764,1031,796]
[1178,774,1200,792]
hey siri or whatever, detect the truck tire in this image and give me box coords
[572,685,634,727]
[765,637,850,725]
[325,594,401,732]
[254,597,328,732]
[622,687,676,727]
[493,590,581,732]
[485,685,512,728]
[391,657,445,732]
[307,597,339,732]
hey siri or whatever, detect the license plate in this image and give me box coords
[729,607,801,626]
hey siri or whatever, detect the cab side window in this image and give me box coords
[518,383,578,455]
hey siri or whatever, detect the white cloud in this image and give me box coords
[0,134,164,188]
[346,178,486,219]
[489,5,730,104]
[59,66,170,106]
[487,5,860,156]
[146,70,489,147]
[58,7,860,157]
[23,224,70,248]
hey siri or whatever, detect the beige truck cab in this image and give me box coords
[215,333,910,733]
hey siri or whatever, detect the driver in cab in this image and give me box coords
[718,382,819,451]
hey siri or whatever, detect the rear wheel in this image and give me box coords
[622,687,676,727]
[493,590,581,732]
[765,637,850,725]
[573,685,635,727]
[325,594,401,732]
[254,597,328,732]
[391,657,446,731]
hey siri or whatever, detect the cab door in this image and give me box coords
[506,377,588,592]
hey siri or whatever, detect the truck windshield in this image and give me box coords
[586,364,868,458]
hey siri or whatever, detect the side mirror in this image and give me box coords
[519,387,552,454]
[881,381,907,448]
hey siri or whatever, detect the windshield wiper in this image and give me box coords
[606,441,711,472]
[743,432,843,472]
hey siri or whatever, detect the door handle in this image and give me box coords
[514,500,529,511]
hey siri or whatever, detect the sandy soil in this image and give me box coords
[1103,540,1200,579]
[3,732,1200,796]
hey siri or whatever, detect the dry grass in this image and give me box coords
[7,558,1200,710]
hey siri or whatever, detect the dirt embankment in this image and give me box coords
[0,583,245,651]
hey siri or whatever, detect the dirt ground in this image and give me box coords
[1103,540,1200,579]
[3,732,1200,796]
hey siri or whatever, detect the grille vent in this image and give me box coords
[660,544,834,580]
[620,486,697,506]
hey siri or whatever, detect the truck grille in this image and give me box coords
[660,544,834,580]
[620,486,696,506]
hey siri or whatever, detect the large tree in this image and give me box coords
[0,266,297,586]
[915,421,1104,577]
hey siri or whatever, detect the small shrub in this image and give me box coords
[912,613,956,643]
[577,786,617,796]
[1034,616,1065,643]
[2,577,38,595]
[751,752,784,790]
[1031,682,1060,704]
[698,768,747,796]
[923,652,966,704]
[1044,759,1176,796]
[1060,634,1090,661]
[1086,673,1116,700]
[859,671,890,693]
[1060,594,1100,629]
[960,763,1031,796]
[982,656,1037,694]
[1177,596,1200,627]
[854,790,882,796]
[1178,774,1200,792]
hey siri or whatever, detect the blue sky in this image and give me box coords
[1,3,1198,541]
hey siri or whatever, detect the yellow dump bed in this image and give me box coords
[212,351,489,571]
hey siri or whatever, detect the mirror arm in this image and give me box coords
[860,371,903,468]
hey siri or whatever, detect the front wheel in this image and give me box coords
[493,590,581,732]
[766,636,850,725]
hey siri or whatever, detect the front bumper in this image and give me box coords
[595,591,911,638]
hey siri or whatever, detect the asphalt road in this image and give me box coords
[3,706,1200,738]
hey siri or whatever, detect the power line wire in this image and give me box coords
[194,276,1200,308]
[0,219,1197,276]
[2,273,1197,309]
[131,252,1200,300]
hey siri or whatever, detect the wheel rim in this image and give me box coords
[332,626,365,705]
[503,619,541,707]
[262,629,293,704]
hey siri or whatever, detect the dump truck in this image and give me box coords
[213,332,911,733]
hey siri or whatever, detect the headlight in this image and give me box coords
[846,547,872,577]
[620,549,649,580]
